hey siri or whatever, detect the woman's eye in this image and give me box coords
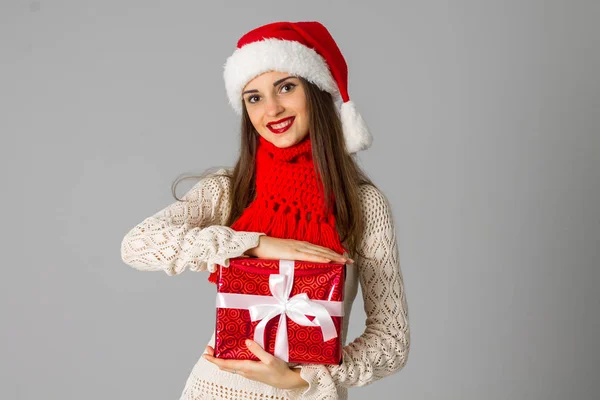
[280,83,296,93]
[246,95,260,104]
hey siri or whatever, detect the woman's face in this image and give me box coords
[242,71,309,148]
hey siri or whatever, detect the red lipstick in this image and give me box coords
[266,116,295,134]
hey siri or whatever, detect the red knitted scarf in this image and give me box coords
[208,134,347,284]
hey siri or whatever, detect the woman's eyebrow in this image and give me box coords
[272,75,297,86]
[242,76,297,96]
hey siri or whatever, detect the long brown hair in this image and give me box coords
[173,78,377,257]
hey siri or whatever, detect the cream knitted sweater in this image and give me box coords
[120,168,410,399]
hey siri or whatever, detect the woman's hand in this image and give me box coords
[203,339,309,390]
[244,236,354,264]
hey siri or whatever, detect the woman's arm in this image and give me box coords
[120,168,265,276]
[287,184,410,398]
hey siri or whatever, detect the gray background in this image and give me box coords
[2,0,599,399]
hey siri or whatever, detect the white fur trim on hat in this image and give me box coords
[341,101,373,153]
[224,38,341,114]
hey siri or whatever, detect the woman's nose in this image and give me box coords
[264,97,284,116]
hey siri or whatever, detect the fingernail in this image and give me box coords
[245,339,252,346]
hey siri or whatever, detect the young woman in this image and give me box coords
[121,21,410,399]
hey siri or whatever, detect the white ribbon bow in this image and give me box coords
[215,259,343,362]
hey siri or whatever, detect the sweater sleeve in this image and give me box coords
[288,185,410,399]
[120,169,265,276]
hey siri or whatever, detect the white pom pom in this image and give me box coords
[340,101,373,153]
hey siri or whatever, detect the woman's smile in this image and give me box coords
[266,116,295,134]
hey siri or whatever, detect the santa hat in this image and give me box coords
[223,21,373,154]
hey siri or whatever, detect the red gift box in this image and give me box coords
[213,257,345,365]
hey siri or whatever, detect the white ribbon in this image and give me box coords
[215,259,343,362]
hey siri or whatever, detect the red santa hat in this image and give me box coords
[223,21,373,154]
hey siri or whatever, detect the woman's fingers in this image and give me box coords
[203,352,249,376]
[297,241,349,261]
[296,248,336,262]
[257,237,353,264]
[245,339,275,364]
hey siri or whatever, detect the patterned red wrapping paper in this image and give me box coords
[213,257,345,365]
